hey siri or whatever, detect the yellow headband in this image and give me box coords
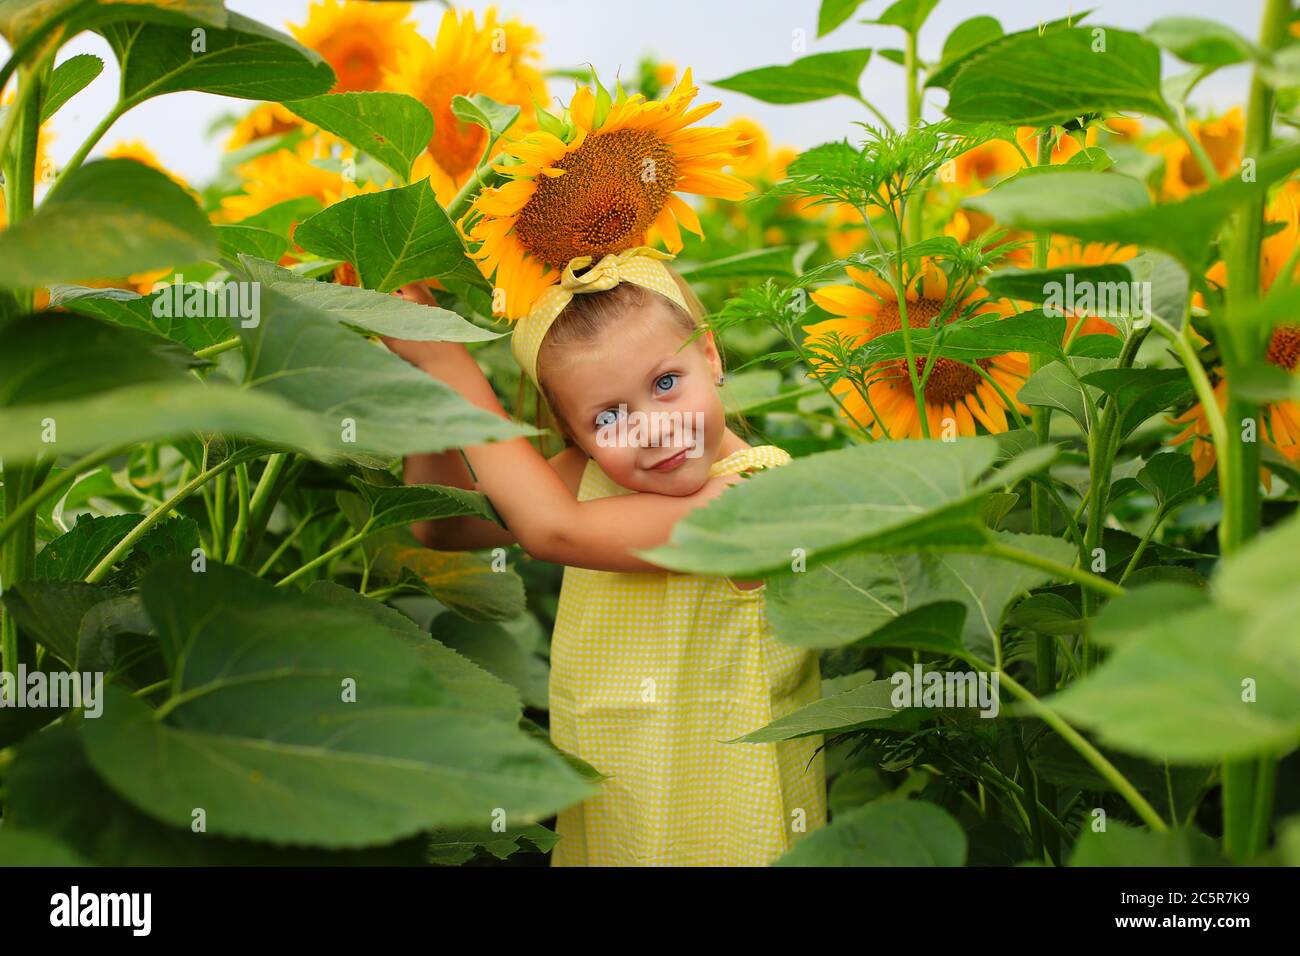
[510,246,689,388]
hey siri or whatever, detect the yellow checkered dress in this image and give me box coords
[548,445,827,866]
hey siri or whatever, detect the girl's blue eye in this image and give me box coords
[594,408,619,429]
[654,373,678,394]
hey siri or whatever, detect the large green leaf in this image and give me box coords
[964,143,1300,271]
[79,563,591,847]
[1,580,116,666]
[367,529,526,622]
[430,612,550,711]
[56,285,235,353]
[306,581,519,722]
[1145,17,1258,67]
[774,799,967,866]
[0,382,334,462]
[737,678,920,743]
[344,477,500,534]
[946,27,1169,125]
[0,312,201,406]
[101,11,333,107]
[7,723,428,865]
[236,255,498,342]
[0,159,215,285]
[0,313,341,461]
[637,438,1055,577]
[284,92,433,183]
[0,0,228,49]
[1049,514,1300,763]
[1069,821,1223,866]
[291,180,468,293]
[924,16,1003,88]
[767,532,1075,657]
[710,49,873,104]
[236,285,531,458]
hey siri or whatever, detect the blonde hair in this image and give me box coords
[515,265,751,451]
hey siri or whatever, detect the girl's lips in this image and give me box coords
[649,447,691,471]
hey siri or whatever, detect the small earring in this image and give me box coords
[716,373,726,386]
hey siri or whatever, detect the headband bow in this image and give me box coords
[510,246,689,388]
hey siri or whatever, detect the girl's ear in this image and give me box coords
[702,328,723,382]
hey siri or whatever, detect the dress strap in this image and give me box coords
[708,444,792,478]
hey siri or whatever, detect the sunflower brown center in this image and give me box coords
[870,297,989,404]
[1268,324,1300,371]
[514,128,677,270]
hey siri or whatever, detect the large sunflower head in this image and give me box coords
[465,67,751,319]
[384,6,546,204]
[289,0,422,93]
[803,258,1031,440]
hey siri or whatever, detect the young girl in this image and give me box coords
[385,247,826,866]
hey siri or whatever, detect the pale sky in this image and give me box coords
[6,0,1265,185]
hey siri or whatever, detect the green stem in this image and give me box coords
[1117,506,1168,586]
[445,164,503,223]
[275,522,372,588]
[224,463,251,564]
[254,508,321,579]
[44,99,125,200]
[984,541,1125,599]
[231,453,292,567]
[84,455,245,584]
[995,669,1168,832]
[195,337,243,359]
[903,27,923,247]
[1219,0,1290,864]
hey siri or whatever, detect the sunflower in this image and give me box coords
[803,258,1031,439]
[943,204,1033,267]
[1045,238,1138,341]
[1161,107,1243,201]
[217,145,375,223]
[723,117,770,181]
[106,139,189,189]
[946,138,1023,188]
[465,68,751,319]
[385,6,546,204]
[1102,115,1143,143]
[223,103,302,152]
[1170,180,1300,485]
[288,0,422,93]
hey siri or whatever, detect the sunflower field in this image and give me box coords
[0,0,1297,871]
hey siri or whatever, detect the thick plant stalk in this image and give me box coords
[0,63,47,674]
[1218,0,1291,866]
